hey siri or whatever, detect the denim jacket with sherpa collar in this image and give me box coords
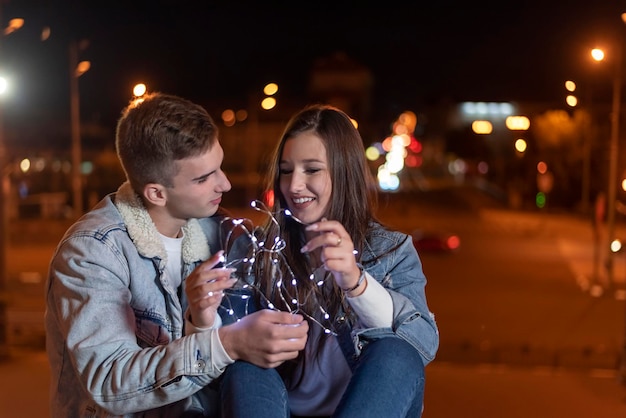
[45,182,226,417]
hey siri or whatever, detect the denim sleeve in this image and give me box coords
[46,233,224,415]
[362,232,439,365]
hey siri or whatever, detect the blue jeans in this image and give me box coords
[219,337,425,418]
[219,360,290,417]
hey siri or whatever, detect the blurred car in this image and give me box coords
[411,229,461,253]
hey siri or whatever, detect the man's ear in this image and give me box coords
[143,183,167,207]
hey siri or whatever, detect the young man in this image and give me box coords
[45,93,309,417]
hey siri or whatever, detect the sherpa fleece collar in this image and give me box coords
[113,181,210,264]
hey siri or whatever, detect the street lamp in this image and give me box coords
[3,18,23,36]
[0,76,7,359]
[591,46,622,289]
[565,80,578,107]
[133,83,147,99]
[0,8,24,357]
[69,40,90,217]
[593,28,626,386]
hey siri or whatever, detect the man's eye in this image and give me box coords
[197,174,212,184]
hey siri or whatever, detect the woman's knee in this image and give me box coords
[360,337,425,378]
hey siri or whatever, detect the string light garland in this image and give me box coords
[217,200,338,335]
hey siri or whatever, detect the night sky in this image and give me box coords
[2,0,626,133]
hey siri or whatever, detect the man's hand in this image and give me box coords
[219,309,309,368]
[185,250,237,328]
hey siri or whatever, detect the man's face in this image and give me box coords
[165,142,231,221]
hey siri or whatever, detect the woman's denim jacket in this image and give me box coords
[45,182,225,417]
[228,221,439,370]
[336,222,439,369]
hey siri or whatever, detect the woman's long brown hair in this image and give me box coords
[253,104,380,386]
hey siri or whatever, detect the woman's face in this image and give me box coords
[279,132,332,225]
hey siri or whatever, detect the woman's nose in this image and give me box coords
[289,173,305,193]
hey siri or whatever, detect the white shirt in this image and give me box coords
[160,232,183,290]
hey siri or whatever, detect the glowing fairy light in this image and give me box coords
[216,199,337,334]
[283,208,308,225]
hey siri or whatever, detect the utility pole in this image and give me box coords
[606,39,626,388]
[69,39,91,218]
[0,0,8,359]
[69,40,82,217]
[581,87,593,217]
[606,45,622,289]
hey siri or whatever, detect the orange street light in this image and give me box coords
[471,120,493,134]
[591,48,605,62]
[133,83,147,98]
[3,18,23,35]
[505,116,530,130]
[596,45,620,288]
[565,81,578,107]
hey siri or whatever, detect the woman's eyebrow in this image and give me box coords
[280,158,324,164]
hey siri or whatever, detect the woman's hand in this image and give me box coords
[184,250,238,328]
[301,219,362,292]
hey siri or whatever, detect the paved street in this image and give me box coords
[1,348,625,418]
[2,194,626,417]
[425,361,626,418]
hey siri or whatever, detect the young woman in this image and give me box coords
[220,104,439,418]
